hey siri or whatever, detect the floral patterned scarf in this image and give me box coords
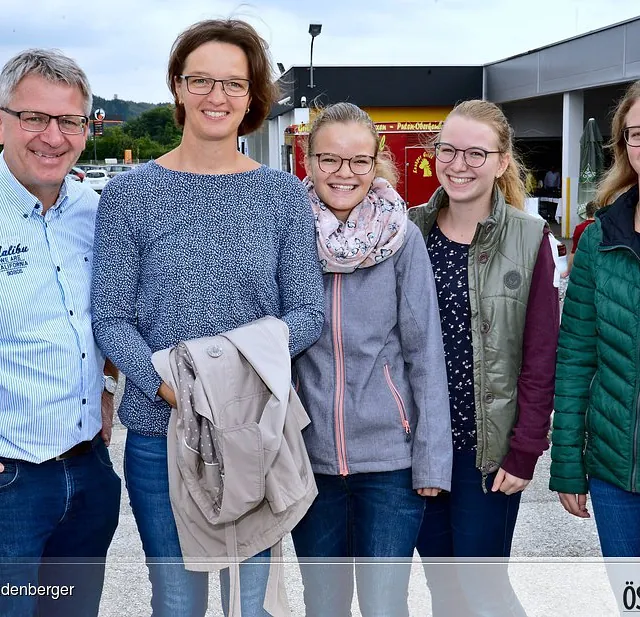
[304,176,407,273]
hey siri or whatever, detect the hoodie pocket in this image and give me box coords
[383,364,412,442]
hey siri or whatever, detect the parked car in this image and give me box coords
[105,164,136,178]
[84,169,110,193]
[67,166,86,182]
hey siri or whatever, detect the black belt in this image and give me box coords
[50,433,102,462]
[0,434,101,465]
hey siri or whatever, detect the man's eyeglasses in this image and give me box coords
[313,153,375,175]
[623,126,640,147]
[179,75,251,97]
[434,142,503,168]
[0,107,88,135]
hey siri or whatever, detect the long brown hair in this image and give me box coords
[306,102,399,187]
[167,19,279,136]
[595,81,640,206]
[443,100,526,209]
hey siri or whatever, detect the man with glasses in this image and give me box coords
[0,49,120,617]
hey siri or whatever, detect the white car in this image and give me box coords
[84,169,110,193]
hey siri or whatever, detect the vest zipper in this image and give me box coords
[383,364,412,442]
[331,274,349,476]
[472,248,490,485]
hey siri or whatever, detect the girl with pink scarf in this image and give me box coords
[292,103,452,617]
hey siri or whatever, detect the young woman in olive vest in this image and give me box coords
[409,100,559,617]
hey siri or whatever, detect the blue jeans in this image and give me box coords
[291,469,425,617]
[416,450,527,617]
[589,476,640,556]
[0,437,121,617]
[589,477,640,615]
[124,430,271,617]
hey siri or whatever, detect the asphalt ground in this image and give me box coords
[98,412,623,617]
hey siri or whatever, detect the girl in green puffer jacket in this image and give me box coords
[550,80,640,560]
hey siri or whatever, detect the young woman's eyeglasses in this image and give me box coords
[179,75,251,97]
[623,126,640,147]
[434,142,502,168]
[313,153,375,175]
[0,107,88,135]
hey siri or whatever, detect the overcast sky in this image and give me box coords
[2,1,639,105]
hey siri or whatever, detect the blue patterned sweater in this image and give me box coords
[91,161,324,435]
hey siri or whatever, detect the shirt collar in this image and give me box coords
[0,151,70,217]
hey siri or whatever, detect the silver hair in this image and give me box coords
[0,48,92,116]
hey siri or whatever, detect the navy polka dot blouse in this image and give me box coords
[91,161,324,436]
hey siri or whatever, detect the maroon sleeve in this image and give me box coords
[501,230,559,480]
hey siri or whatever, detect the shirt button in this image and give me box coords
[81,353,86,359]
[480,321,490,334]
[84,257,88,262]
[478,252,489,264]
[484,392,494,404]
[82,398,87,405]
[22,214,28,219]
[56,266,61,272]
[69,310,74,316]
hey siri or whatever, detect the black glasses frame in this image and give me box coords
[623,126,640,147]
[0,107,88,135]
[179,75,251,97]
[434,142,503,168]
[313,153,376,175]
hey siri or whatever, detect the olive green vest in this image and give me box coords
[409,187,545,474]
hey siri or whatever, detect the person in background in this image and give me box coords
[561,200,597,277]
[410,99,559,617]
[292,102,452,617]
[550,80,640,556]
[91,19,324,617]
[543,166,561,192]
[0,48,121,617]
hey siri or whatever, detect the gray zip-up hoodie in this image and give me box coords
[293,221,453,491]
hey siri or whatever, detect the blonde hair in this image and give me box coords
[306,102,399,187]
[443,100,526,209]
[595,80,640,206]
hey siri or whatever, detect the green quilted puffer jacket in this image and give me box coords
[550,184,640,495]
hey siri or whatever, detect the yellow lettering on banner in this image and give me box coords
[397,121,443,131]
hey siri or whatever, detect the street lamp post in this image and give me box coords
[308,23,322,89]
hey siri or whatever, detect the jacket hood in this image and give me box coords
[597,184,640,259]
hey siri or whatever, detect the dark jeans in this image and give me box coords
[416,450,527,617]
[590,476,640,557]
[588,477,640,615]
[124,430,271,617]
[291,468,425,617]
[0,438,121,617]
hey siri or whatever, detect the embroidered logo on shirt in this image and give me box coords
[0,243,29,276]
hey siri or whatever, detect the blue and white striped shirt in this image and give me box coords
[0,153,103,462]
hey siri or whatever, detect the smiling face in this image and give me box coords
[176,41,251,146]
[0,74,88,208]
[305,121,377,221]
[435,114,509,210]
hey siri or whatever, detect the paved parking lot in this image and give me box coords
[98,415,622,616]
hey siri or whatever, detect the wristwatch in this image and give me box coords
[103,375,118,395]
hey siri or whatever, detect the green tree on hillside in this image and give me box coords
[124,105,182,146]
[82,104,182,162]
